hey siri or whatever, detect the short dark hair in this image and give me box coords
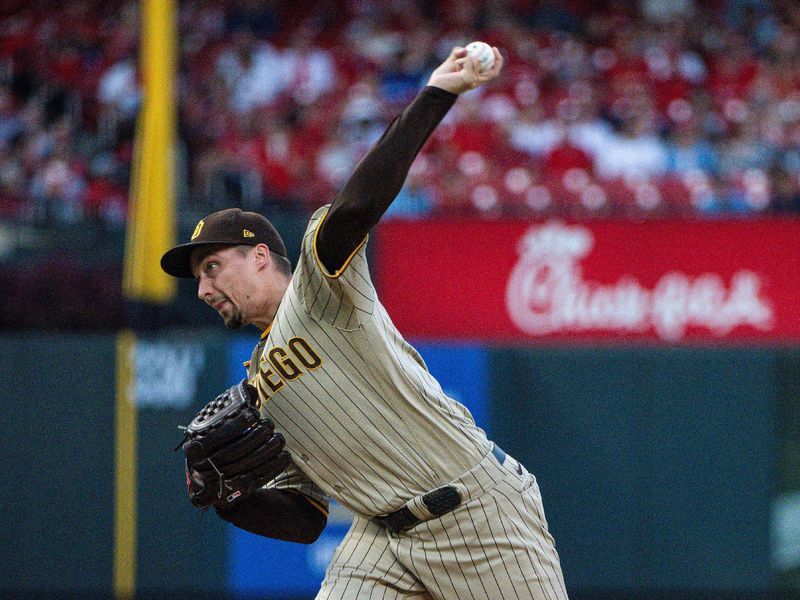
[270,250,293,276]
[233,245,292,277]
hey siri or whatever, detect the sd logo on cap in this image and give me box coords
[160,208,287,278]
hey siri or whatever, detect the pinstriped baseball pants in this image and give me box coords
[316,451,568,600]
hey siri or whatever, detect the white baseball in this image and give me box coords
[465,41,495,72]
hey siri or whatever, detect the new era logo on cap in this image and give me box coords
[160,208,287,278]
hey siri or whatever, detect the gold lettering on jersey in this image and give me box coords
[257,337,324,400]
[268,347,302,380]
[254,377,271,400]
[261,366,285,394]
[288,337,322,369]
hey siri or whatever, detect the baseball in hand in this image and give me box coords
[465,41,496,72]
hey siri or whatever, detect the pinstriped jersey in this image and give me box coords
[253,206,492,517]
[244,339,330,515]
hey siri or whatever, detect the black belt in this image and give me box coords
[376,444,506,534]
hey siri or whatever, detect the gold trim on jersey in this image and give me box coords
[312,207,368,279]
[250,325,274,374]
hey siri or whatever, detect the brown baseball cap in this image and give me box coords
[160,208,287,278]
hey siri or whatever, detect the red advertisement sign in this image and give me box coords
[374,218,800,343]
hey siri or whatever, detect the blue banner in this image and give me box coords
[226,335,350,597]
[224,336,489,596]
[413,342,491,435]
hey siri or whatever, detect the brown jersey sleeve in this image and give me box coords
[315,86,457,273]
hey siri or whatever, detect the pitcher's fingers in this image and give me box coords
[449,46,467,60]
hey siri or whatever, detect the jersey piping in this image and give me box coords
[312,207,369,279]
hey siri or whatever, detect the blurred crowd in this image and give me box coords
[1,0,800,229]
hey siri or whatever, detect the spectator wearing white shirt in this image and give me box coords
[215,29,287,114]
[283,26,337,106]
[595,91,668,180]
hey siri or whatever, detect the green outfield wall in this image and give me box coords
[0,331,233,598]
[490,347,776,593]
[0,332,792,599]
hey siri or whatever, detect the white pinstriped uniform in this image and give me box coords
[252,206,567,600]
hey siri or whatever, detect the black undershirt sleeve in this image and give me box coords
[316,85,457,273]
[215,488,328,544]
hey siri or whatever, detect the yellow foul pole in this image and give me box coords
[123,0,178,303]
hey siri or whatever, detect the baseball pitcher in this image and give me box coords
[162,45,568,600]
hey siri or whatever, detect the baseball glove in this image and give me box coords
[180,379,291,510]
